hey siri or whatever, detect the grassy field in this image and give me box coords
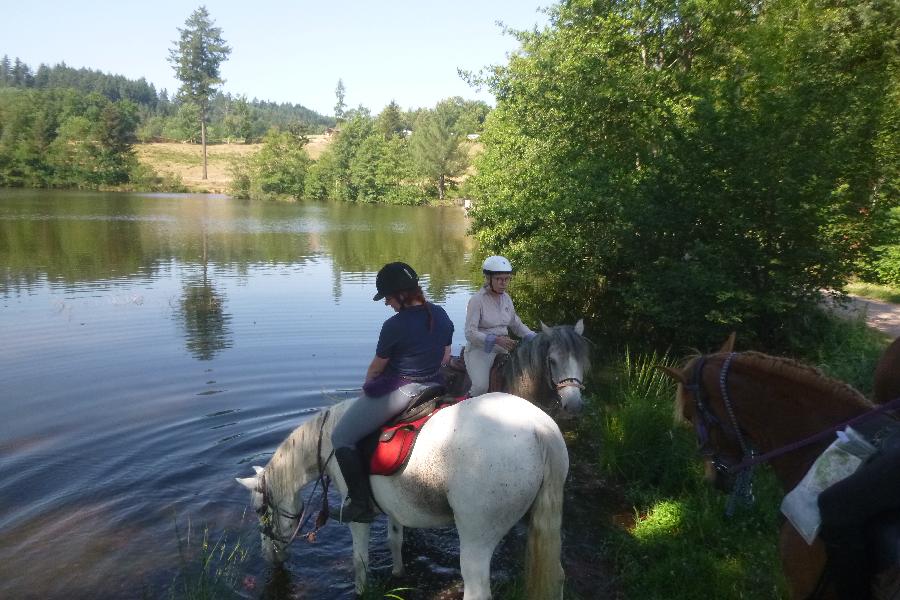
[134,135,332,194]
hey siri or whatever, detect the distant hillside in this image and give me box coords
[0,54,335,138]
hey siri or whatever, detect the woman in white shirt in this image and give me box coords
[464,256,535,396]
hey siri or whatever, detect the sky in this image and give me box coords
[2,0,551,116]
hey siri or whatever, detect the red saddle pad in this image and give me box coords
[369,398,464,476]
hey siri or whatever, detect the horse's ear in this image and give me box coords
[657,365,687,385]
[541,321,552,335]
[574,319,584,335]
[236,475,259,491]
[718,332,736,354]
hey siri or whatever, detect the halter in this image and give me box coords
[544,346,586,395]
[685,352,757,515]
[257,410,334,548]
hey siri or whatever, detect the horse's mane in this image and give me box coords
[267,401,351,499]
[675,350,871,424]
[736,351,870,406]
[507,325,590,384]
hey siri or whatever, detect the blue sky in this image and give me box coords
[2,1,551,116]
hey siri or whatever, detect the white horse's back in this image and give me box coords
[373,393,563,529]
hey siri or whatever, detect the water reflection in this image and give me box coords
[179,276,232,360]
[0,190,473,300]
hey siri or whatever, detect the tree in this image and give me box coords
[168,5,231,179]
[469,0,898,349]
[411,105,468,200]
[334,78,346,121]
[376,100,404,139]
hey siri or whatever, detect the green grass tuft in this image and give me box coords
[167,517,250,600]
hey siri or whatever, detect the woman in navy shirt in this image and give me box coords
[331,261,454,523]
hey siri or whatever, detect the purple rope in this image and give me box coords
[729,394,900,474]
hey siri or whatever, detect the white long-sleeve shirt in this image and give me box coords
[464,285,535,353]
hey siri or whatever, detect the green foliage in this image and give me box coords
[410,102,469,200]
[0,55,335,146]
[168,7,231,116]
[857,208,900,286]
[0,87,148,188]
[335,78,347,121]
[306,111,424,204]
[229,129,311,200]
[582,349,785,598]
[376,101,405,140]
[469,0,899,350]
[846,280,900,304]
[794,312,889,396]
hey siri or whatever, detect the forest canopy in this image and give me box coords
[468,0,899,348]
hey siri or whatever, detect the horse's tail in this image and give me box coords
[525,420,569,600]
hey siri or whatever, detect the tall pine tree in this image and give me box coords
[168,5,230,179]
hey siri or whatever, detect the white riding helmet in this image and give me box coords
[482,255,513,275]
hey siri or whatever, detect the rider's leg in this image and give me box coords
[818,442,900,599]
[465,346,494,396]
[331,384,421,523]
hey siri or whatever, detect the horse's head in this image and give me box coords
[237,465,303,564]
[538,318,590,417]
[661,334,747,492]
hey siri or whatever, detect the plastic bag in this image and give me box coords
[781,426,877,544]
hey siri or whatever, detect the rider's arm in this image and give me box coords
[365,355,390,382]
[464,293,494,351]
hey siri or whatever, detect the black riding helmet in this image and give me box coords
[373,262,419,301]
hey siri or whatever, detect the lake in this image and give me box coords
[0,189,488,599]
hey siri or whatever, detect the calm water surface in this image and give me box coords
[0,189,484,599]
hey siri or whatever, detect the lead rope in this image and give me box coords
[285,410,334,545]
[719,353,756,516]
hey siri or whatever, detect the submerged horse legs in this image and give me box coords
[387,517,405,576]
[349,521,372,594]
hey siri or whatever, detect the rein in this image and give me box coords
[258,409,334,546]
[729,393,900,474]
[688,352,900,515]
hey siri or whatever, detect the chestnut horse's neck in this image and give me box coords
[711,352,873,491]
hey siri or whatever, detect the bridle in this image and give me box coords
[256,410,334,548]
[684,352,757,515]
[544,343,587,397]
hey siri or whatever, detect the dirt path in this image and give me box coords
[831,294,900,338]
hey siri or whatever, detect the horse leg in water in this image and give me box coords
[349,522,371,593]
[387,517,405,576]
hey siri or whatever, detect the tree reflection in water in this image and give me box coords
[177,223,232,361]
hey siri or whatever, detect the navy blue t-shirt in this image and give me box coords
[375,303,454,378]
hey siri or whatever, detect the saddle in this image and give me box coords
[439,348,509,397]
[359,384,464,476]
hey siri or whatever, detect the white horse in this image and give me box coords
[237,392,569,600]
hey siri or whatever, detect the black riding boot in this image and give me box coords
[334,446,376,523]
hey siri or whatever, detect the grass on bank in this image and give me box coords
[572,314,889,599]
[846,281,900,304]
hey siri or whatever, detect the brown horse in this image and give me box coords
[661,335,900,599]
[874,337,900,405]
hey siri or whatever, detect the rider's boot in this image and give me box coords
[334,446,376,523]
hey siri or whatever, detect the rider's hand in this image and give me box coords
[497,336,517,351]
